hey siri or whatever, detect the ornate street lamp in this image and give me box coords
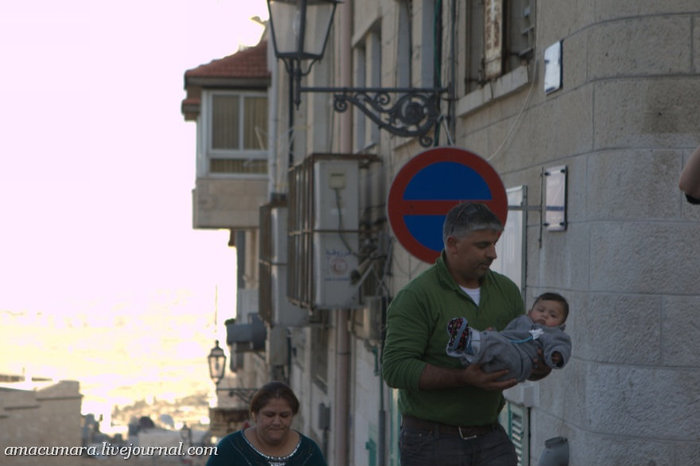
[206,340,258,404]
[207,340,226,386]
[266,0,446,147]
[267,0,337,108]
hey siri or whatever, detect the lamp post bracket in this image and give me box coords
[216,387,259,405]
[300,86,447,147]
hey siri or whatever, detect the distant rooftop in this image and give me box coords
[181,41,270,121]
[185,40,269,81]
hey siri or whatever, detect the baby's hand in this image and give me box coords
[552,352,563,367]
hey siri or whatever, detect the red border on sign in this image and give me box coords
[387,147,508,263]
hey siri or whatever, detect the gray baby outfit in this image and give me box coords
[448,314,572,382]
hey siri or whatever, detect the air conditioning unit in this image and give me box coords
[289,154,372,310]
[312,157,360,308]
[259,202,308,326]
[265,325,289,366]
[226,312,266,353]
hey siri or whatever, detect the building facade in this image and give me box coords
[182,1,700,465]
[0,378,82,466]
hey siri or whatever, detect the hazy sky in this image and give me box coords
[0,0,268,415]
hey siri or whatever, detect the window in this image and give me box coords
[368,29,382,144]
[353,44,366,150]
[310,326,329,391]
[464,0,534,93]
[396,0,413,88]
[419,0,436,87]
[203,90,268,176]
[353,25,382,150]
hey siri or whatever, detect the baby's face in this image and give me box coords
[528,299,566,327]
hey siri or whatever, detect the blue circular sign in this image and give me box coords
[387,147,508,263]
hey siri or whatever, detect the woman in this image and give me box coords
[206,381,327,466]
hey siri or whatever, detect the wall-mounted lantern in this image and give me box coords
[266,0,446,147]
[207,340,226,386]
[207,339,258,404]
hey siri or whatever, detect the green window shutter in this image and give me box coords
[499,401,530,466]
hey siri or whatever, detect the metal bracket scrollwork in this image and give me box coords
[216,387,258,405]
[301,86,446,147]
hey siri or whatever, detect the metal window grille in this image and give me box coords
[499,400,530,466]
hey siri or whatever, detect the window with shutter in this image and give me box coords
[202,90,268,176]
[499,400,530,466]
[484,0,504,79]
[464,0,535,93]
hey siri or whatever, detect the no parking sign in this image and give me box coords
[387,147,508,263]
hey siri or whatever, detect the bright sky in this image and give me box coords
[0,0,268,416]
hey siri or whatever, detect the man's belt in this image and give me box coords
[401,415,499,440]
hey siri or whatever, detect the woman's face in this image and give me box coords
[253,397,294,446]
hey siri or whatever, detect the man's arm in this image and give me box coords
[419,362,518,391]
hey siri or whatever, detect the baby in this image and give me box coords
[446,292,572,382]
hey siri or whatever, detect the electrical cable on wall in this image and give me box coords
[332,187,359,258]
[487,59,539,162]
[440,115,455,146]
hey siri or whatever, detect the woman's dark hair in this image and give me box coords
[249,381,300,416]
[533,292,570,322]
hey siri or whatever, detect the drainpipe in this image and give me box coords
[339,0,352,151]
[268,39,279,197]
[334,2,352,466]
[334,311,350,466]
[448,0,456,143]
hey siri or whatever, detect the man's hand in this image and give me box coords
[462,363,517,391]
[528,349,552,381]
[418,363,516,391]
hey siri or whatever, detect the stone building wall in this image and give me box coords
[0,379,82,466]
